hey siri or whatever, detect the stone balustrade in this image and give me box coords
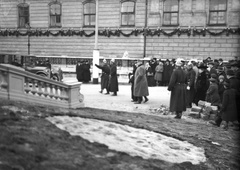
[0,64,84,109]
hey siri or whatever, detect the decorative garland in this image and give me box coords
[0,27,239,37]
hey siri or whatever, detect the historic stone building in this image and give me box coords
[0,0,239,63]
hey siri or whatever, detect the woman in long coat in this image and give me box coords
[134,61,149,104]
[154,61,164,86]
[109,59,119,96]
[167,59,187,119]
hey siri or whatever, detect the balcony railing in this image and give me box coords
[0,64,84,109]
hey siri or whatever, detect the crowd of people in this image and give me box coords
[80,56,240,131]
[127,57,240,131]
[76,60,91,83]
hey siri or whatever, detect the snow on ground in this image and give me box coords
[47,116,206,165]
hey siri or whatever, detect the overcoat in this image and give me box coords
[146,66,155,87]
[186,68,196,106]
[167,66,187,112]
[82,63,91,82]
[95,63,110,89]
[221,88,238,122]
[194,71,208,105]
[109,63,119,92]
[134,64,149,97]
[154,64,164,81]
[76,63,84,82]
[205,82,221,106]
[163,63,172,84]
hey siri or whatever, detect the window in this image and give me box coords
[49,2,62,27]
[209,0,227,25]
[163,0,179,26]
[83,1,96,27]
[18,3,29,28]
[121,0,135,27]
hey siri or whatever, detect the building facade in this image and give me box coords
[0,0,240,63]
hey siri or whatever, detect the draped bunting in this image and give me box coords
[0,27,239,37]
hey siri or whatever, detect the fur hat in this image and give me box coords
[218,75,225,80]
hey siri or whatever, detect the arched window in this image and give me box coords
[83,1,96,27]
[121,0,135,26]
[163,0,179,26]
[209,0,227,25]
[18,3,29,28]
[49,1,62,27]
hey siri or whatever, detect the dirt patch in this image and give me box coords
[0,98,239,170]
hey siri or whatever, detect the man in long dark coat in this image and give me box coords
[95,59,110,94]
[109,59,119,96]
[163,59,172,86]
[134,60,149,104]
[186,62,196,108]
[82,60,91,83]
[76,61,84,82]
[194,63,208,105]
[167,58,187,119]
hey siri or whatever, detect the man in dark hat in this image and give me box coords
[218,58,224,67]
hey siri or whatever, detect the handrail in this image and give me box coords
[0,64,84,109]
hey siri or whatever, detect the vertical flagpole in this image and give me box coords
[92,0,99,84]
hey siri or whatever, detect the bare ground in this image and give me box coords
[0,98,239,170]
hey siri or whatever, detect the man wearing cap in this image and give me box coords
[167,58,187,119]
[109,59,119,96]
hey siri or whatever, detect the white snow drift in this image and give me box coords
[47,116,206,165]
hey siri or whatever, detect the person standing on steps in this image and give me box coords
[167,58,187,119]
[133,60,149,104]
[95,59,110,94]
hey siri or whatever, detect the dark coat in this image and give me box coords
[95,63,110,90]
[221,88,238,122]
[146,66,155,87]
[109,63,119,92]
[134,64,149,97]
[76,63,84,82]
[205,82,221,106]
[167,66,187,112]
[218,82,225,102]
[186,68,196,105]
[163,63,172,83]
[194,71,208,105]
[82,63,91,82]
[154,64,164,81]
[209,67,218,78]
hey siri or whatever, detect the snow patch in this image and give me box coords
[47,116,206,165]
